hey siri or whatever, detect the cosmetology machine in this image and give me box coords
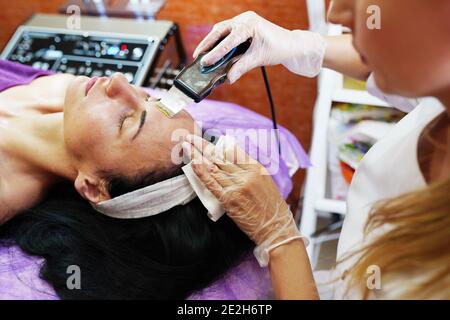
[1,13,185,88]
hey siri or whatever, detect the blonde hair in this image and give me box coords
[340,179,450,299]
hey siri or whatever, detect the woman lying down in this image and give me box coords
[0,60,309,299]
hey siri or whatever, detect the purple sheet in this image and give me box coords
[0,60,310,299]
[0,60,51,91]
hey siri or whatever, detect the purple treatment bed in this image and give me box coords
[0,60,310,300]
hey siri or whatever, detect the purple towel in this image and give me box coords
[0,60,310,299]
[0,60,52,91]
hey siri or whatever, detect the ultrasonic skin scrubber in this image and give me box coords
[155,39,251,118]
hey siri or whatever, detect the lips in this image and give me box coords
[85,77,98,96]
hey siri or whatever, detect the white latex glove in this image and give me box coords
[182,134,306,267]
[193,11,327,83]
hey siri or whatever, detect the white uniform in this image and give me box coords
[316,77,446,299]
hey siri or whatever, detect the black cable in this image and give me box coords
[260,66,281,155]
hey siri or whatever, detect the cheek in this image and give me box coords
[81,113,115,149]
[65,107,115,158]
[64,76,88,112]
[359,1,450,97]
[353,1,415,94]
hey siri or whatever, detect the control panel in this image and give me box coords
[1,14,185,86]
[5,31,152,84]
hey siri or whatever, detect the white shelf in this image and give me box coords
[315,198,347,215]
[333,88,390,107]
[301,5,387,262]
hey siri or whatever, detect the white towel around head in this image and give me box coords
[91,136,236,221]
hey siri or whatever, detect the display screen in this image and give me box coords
[178,55,228,95]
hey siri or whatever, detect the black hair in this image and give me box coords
[0,169,252,299]
[105,164,184,198]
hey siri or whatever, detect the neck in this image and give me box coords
[1,112,77,183]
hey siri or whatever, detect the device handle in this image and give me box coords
[200,39,251,74]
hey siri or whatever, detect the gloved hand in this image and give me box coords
[193,11,327,83]
[182,134,306,267]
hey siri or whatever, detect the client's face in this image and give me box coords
[63,73,197,203]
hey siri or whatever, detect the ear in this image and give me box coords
[74,172,111,204]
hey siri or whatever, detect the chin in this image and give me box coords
[66,76,87,104]
[375,72,426,98]
[373,72,396,95]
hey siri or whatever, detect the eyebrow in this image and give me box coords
[132,109,147,141]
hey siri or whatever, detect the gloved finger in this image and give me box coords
[201,27,251,67]
[191,162,224,199]
[219,140,259,170]
[186,134,242,174]
[183,141,227,198]
[193,21,232,59]
[214,159,242,175]
[227,51,261,84]
[208,165,239,188]
[184,139,239,192]
[185,134,233,163]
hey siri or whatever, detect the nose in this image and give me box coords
[327,0,355,30]
[105,73,140,108]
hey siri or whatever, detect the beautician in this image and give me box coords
[183,0,450,299]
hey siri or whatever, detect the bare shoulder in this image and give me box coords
[0,173,47,225]
[0,73,76,115]
[39,73,75,97]
[0,184,15,225]
[1,73,74,94]
[27,73,76,94]
[0,175,17,224]
[1,73,75,97]
[31,73,75,85]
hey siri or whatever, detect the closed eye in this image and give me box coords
[118,94,150,133]
[118,113,132,130]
